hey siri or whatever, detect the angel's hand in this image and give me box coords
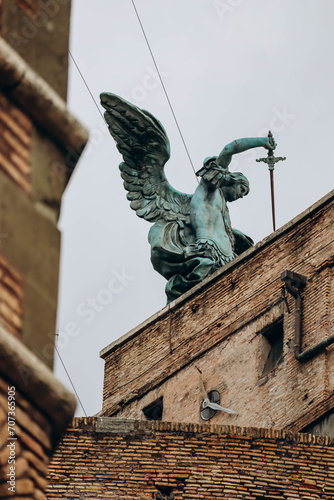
[263,132,276,151]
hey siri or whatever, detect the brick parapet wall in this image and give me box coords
[46,416,334,499]
[0,255,23,338]
[0,91,31,195]
[101,192,334,431]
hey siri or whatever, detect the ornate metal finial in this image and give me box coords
[256,131,286,170]
[255,131,286,232]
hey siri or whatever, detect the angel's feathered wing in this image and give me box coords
[100,93,191,224]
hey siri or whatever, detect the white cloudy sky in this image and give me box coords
[55,0,334,416]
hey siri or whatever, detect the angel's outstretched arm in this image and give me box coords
[217,136,276,169]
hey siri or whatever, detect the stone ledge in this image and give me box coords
[96,417,136,433]
[0,38,88,161]
[0,325,76,444]
[70,417,334,447]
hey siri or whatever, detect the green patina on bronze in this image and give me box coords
[100,93,276,303]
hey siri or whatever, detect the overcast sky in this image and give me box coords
[55,0,334,416]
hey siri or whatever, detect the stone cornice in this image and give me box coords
[0,325,76,444]
[71,417,334,447]
[0,38,88,157]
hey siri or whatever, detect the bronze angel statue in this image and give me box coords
[100,93,276,303]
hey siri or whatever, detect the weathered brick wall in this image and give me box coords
[0,326,76,500]
[101,192,334,432]
[47,417,334,499]
[0,378,50,499]
[0,255,23,338]
[0,91,31,195]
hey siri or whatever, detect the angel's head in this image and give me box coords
[223,172,250,202]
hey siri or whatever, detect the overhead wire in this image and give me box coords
[65,4,322,407]
[130,0,198,180]
[68,50,106,123]
[54,340,88,417]
[64,5,203,411]
[64,7,202,414]
[68,4,198,181]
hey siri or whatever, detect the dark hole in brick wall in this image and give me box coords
[262,319,284,375]
[143,396,163,421]
[175,477,186,490]
[155,486,175,499]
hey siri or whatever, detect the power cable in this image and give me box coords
[66,16,199,414]
[130,0,198,181]
[68,50,106,124]
[54,342,88,417]
[70,6,198,180]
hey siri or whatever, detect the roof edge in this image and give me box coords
[69,416,334,447]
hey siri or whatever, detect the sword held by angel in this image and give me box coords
[100,93,276,303]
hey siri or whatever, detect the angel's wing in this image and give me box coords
[100,93,191,224]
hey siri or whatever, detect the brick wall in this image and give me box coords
[0,92,31,195]
[0,255,23,338]
[100,192,334,432]
[0,326,76,500]
[47,417,334,499]
[0,377,50,499]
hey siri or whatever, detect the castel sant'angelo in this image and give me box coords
[0,2,334,499]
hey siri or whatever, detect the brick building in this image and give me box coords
[46,190,334,498]
[1,4,332,499]
[0,1,87,499]
[100,190,334,434]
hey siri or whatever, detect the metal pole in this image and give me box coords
[269,168,276,232]
[256,131,286,233]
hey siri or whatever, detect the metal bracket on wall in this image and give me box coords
[281,270,334,362]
